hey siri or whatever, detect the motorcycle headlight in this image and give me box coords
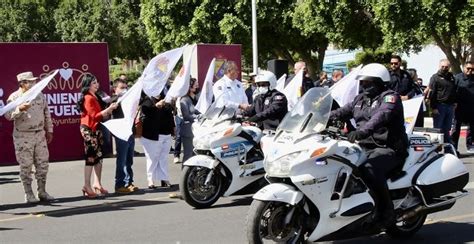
[265,151,306,177]
[193,131,221,149]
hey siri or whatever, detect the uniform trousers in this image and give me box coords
[359,147,404,216]
[13,130,49,185]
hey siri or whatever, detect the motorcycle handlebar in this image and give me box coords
[323,126,348,141]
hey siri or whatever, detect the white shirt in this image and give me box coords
[212,75,248,109]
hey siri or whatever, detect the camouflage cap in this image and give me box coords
[16,71,38,82]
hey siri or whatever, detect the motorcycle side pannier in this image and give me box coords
[414,154,469,200]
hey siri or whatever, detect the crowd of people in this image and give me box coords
[4,56,473,204]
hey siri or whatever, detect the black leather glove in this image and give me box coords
[247,116,259,123]
[347,130,367,143]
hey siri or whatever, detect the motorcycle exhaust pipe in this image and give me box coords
[398,201,455,222]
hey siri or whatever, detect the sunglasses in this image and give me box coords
[390,62,400,65]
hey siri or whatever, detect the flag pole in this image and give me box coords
[251,0,258,75]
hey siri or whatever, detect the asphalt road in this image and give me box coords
[1,140,473,243]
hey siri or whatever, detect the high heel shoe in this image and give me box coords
[94,186,109,195]
[82,187,97,199]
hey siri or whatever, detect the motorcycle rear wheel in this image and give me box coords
[386,213,427,238]
[246,200,305,244]
[180,166,223,208]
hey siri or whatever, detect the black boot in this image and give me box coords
[371,182,396,229]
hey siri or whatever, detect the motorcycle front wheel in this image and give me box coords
[180,166,223,208]
[246,200,305,244]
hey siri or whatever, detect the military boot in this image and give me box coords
[23,183,39,203]
[37,180,55,202]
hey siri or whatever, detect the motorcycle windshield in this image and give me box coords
[278,87,333,135]
[202,96,236,122]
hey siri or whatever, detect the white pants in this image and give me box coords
[140,135,172,184]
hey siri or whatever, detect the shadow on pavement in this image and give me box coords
[10,199,173,218]
[0,227,22,231]
[0,187,175,211]
[210,196,253,209]
[327,221,474,244]
[0,171,20,185]
[459,153,474,159]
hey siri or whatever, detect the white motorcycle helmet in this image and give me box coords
[356,63,391,83]
[255,70,277,90]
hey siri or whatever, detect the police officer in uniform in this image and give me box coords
[330,63,408,227]
[5,71,55,203]
[242,70,288,130]
[212,60,248,110]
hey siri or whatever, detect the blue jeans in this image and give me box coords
[115,135,135,188]
[433,103,454,144]
[174,116,183,157]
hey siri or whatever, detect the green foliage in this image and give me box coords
[346,49,393,68]
[110,0,153,60]
[290,0,384,77]
[0,0,470,76]
[0,0,60,41]
[372,0,473,73]
[293,1,383,50]
[109,64,142,84]
[139,0,339,78]
[54,0,117,54]
[140,1,201,53]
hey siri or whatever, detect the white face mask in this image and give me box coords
[118,89,128,96]
[256,86,269,95]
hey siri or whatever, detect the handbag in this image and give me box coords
[133,108,143,138]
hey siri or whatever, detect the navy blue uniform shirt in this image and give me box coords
[330,89,408,156]
[389,69,417,98]
[243,89,288,130]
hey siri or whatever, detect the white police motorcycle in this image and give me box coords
[246,87,469,243]
[180,100,267,208]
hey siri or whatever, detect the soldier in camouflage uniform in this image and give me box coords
[4,71,54,203]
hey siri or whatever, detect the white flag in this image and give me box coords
[275,73,287,92]
[0,70,58,116]
[165,44,195,102]
[142,46,184,97]
[402,95,424,134]
[102,80,143,141]
[195,58,216,114]
[330,65,362,107]
[282,70,303,110]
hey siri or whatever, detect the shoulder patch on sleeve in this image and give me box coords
[384,95,396,103]
[274,95,284,100]
[217,86,222,90]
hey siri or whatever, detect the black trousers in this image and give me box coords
[359,147,404,215]
[452,110,473,150]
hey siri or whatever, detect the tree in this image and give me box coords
[220,0,330,77]
[0,0,60,42]
[110,0,152,60]
[292,1,384,73]
[140,0,333,78]
[54,0,118,56]
[140,1,202,53]
[372,0,473,74]
[346,49,394,68]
